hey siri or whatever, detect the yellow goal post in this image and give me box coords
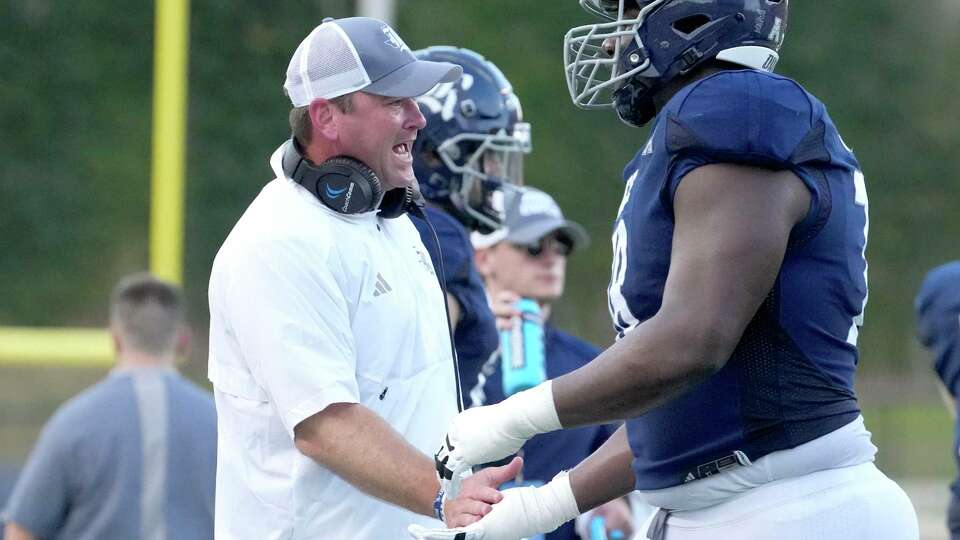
[0,0,190,366]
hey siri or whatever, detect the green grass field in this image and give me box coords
[866,403,955,479]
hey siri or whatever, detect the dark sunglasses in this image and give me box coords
[512,235,574,257]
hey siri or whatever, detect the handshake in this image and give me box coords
[408,382,579,540]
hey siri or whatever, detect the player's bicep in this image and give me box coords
[661,163,809,360]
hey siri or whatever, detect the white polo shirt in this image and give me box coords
[208,145,458,540]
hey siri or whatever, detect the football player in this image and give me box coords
[411,2,920,539]
[916,261,960,540]
[409,46,531,397]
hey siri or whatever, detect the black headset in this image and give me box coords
[280,138,422,219]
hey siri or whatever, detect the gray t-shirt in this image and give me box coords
[2,367,216,540]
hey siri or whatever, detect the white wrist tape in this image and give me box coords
[408,471,581,540]
[451,380,562,466]
[533,471,582,531]
[487,470,581,539]
[504,380,563,439]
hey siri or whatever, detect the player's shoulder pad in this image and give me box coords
[663,69,830,168]
[423,205,469,236]
[420,205,473,261]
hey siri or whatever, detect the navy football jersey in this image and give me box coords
[411,206,499,393]
[611,70,868,490]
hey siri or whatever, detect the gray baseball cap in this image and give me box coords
[472,187,590,252]
[284,17,462,106]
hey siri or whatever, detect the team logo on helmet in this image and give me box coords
[417,75,476,122]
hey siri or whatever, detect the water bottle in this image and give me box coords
[500,298,547,397]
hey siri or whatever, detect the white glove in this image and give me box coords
[435,382,562,498]
[409,471,580,540]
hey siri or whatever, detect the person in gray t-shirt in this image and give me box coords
[2,273,217,540]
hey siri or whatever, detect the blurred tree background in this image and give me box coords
[1,0,958,491]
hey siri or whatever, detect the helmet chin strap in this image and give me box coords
[613,78,658,128]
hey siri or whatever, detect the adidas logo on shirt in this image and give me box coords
[373,273,392,297]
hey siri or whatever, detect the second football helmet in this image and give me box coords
[412,46,531,233]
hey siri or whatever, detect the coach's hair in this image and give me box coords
[109,272,184,356]
[288,93,355,147]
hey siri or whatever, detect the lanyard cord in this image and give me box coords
[407,203,465,413]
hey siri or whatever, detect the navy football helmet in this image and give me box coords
[412,46,531,233]
[564,0,789,127]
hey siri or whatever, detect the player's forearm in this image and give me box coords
[432,309,734,494]
[569,425,635,512]
[294,402,438,516]
[552,307,734,427]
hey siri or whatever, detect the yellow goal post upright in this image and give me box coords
[0,0,190,367]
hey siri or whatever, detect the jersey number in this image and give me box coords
[846,169,869,346]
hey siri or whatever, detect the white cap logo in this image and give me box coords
[381,25,409,52]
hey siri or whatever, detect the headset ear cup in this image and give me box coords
[281,139,388,215]
[314,157,383,214]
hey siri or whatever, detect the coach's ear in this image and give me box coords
[309,98,339,143]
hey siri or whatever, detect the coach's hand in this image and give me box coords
[435,382,562,499]
[443,456,523,527]
[410,471,581,540]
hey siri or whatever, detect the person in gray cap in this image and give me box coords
[472,186,590,311]
[207,17,518,540]
[469,186,638,540]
